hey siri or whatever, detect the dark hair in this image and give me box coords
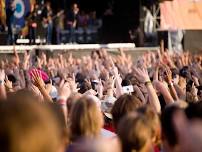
[186,80,194,92]
[78,81,92,94]
[111,94,143,130]
[121,79,132,86]
[75,73,86,83]
[161,105,181,146]
[7,74,17,84]
[185,102,202,120]
[171,68,179,79]
[179,66,189,78]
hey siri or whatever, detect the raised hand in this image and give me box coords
[58,79,71,101]
[133,67,150,83]
[13,45,20,66]
[31,69,45,89]
[0,70,5,81]
[164,67,172,84]
[97,79,104,99]
[0,70,6,99]
[66,73,79,93]
[22,51,30,70]
[36,57,42,69]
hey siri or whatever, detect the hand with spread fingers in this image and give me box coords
[133,67,150,83]
[58,79,71,101]
[31,69,45,89]
[66,74,79,93]
[30,69,52,102]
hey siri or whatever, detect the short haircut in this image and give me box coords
[111,94,143,130]
[161,105,181,146]
[185,102,202,120]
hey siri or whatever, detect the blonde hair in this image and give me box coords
[0,98,61,152]
[117,113,152,152]
[70,97,103,141]
[137,106,161,145]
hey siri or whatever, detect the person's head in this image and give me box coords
[161,105,182,152]
[111,94,143,130]
[67,92,82,115]
[70,96,103,141]
[72,3,78,11]
[0,98,61,152]
[45,103,70,148]
[179,66,191,80]
[7,89,41,103]
[117,112,153,152]
[171,68,179,84]
[78,81,92,94]
[45,1,51,7]
[185,102,202,120]
[197,86,202,101]
[137,106,161,145]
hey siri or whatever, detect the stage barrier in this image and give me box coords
[0,43,159,53]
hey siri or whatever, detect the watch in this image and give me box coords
[0,80,3,85]
[168,82,174,87]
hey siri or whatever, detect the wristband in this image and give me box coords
[0,80,4,85]
[168,82,174,87]
[145,81,152,86]
[57,96,67,105]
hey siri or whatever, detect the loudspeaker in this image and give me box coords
[183,30,202,52]
[157,30,169,49]
[101,0,140,43]
[0,33,7,45]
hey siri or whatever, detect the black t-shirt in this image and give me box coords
[67,10,78,22]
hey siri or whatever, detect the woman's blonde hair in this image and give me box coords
[117,112,152,152]
[0,96,61,152]
[70,96,103,141]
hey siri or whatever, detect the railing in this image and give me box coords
[0,43,159,53]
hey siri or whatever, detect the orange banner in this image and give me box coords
[160,0,202,30]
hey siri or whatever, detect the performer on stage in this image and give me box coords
[67,3,79,43]
[42,1,53,44]
[6,0,16,44]
[0,0,6,32]
[27,4,38,44]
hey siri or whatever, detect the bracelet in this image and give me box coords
[0,80,4,86]
[145,81,152,86]
[57,96,67,105]
[168,82,174,87]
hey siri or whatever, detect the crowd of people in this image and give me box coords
[0,43,202,152]
[0,1,102,44]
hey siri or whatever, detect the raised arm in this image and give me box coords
[31,69,52,102]
[164,68,179,101]
[134,68,161,113]
[0,70,6,100]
